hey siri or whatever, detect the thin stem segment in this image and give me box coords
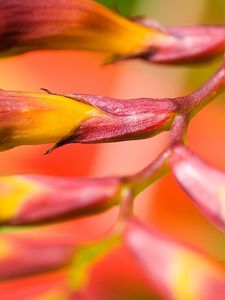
[126,112,190,197]
[175,59,225,115]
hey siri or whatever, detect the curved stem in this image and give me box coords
[169,113,190,146]
[116,61,225,220]
[127,150,171,196]
[116,188,135,232]
[119,188,134,220]
[175,59,225,115]
[126,112,189,197]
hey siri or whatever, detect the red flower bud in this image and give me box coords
[0,89,176,152]
[125,18,225,64]
[170,144,225,232]
[0,89,96,151]
[0,0,164,58]
[0,233,74,279]
[0,270,69,299]
[125,219,225,300]
[51,94,176,150]
[0,175,122,225]
[0,1,223,65]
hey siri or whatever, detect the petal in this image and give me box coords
[0,174,122,225]
[152,26,225,64]
[170,145,225,232]
[0,233,74,279]
[51,94,176,148]
[125,219,225,300]
[0,90,97,151]
[127,18,225,64]
[0,0,165,58]
[0,90,176,151]
[0,269,70,299]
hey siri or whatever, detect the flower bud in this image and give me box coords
[1,1,224,65]
[0,270,69,299]
[0,89,97,151]
[170,144,225,232]
[0,174,122,225]
[51,93,176,150]
[125,219,225,300]
[129,18,225,64]
[0,0,165,58]
[0,233,74,279]
[0,90,176,152]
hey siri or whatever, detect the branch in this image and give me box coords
[175,58,225,115]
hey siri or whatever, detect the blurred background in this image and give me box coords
[0,0,224,299]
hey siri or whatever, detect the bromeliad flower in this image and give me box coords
[170,144,225,232]
[0,89,97,151]
[0,89,176,152]
[0,228,121,297]
[0,0,224,64]
[0,0,166,58]
[0,174,123,225]
[0,269,70,300]
[150,25,225,64]
[50,93,176,151]
[0,232,74,279]
[130,18,225,64]
[125,219,225,300]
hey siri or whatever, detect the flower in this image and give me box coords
[0,0,165,58]
[0,269,69,299]
[50,93,176,151]
[0,89,176,152]
[170,144,225,232]
[125,18,225,64]
[0,231,74,279]
[0,174,122,225]
[125,218,225,300]
[0,1,224,64]
[0,89,97,151]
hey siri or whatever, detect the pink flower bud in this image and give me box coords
[0,89,97,151]
[0,175,122,225]
[0,271,69,299]
[0,0,164,58]
[51,94,176,150]
[0,233,74,279]
[170,144,225,232]
[0,90,176,151]
[130,18,225,64]
[125,219,225,300]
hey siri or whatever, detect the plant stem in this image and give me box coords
[127,150,171,196]
[116,188,135,232]
[118,59,225,219]
[169,113,190,146]
[175,59,225,115]
[126,113,189,196]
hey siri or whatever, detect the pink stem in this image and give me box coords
[126,113,189,195]
[175,59,225,115]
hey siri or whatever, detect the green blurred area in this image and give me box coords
[97,0,225,22]
[96,0,138,15]
[204,0,225,24]
[186,0,225,92]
